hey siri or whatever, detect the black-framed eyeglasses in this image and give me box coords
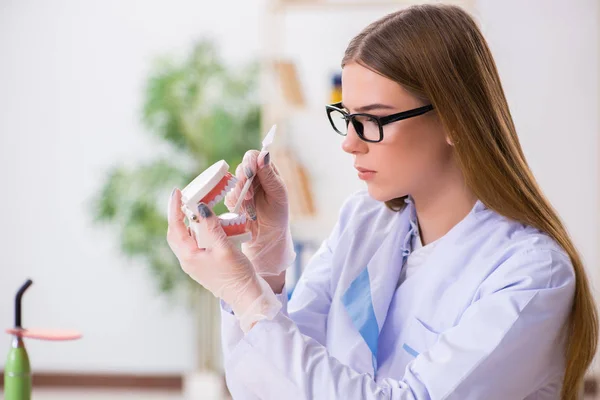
[325,102,434,143]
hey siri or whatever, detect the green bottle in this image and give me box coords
[4,279,33,400]
[4,336,31,400]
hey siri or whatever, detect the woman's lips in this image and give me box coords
[355,166,376,181]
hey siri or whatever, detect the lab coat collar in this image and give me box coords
[403,196,488,238]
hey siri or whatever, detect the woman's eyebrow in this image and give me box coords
[341,103,396,112]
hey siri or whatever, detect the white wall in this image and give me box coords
[0,0,264,373]
[0,0,598,375]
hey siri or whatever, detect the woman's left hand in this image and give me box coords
[166,188,263,317]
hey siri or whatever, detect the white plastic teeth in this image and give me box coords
[219,212,247,226]
[207,175,238,209]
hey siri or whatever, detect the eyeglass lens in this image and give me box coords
[329,109,381,142]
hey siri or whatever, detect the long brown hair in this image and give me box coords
[342,4,597,399]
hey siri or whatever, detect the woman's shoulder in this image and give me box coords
[476,206,568,257]
[473,206,574,290]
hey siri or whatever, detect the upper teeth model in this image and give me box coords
[180,160,252,249]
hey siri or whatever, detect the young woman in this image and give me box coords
[167,4,598,399]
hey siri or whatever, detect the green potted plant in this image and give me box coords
[90,38,261,398]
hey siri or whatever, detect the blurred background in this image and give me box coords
[0,0,598,398]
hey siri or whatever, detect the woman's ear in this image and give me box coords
[446,135,454,146]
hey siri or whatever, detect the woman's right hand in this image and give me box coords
[224,150,296,283]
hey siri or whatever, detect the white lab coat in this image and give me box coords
[220,191,574,399]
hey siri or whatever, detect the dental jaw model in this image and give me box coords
[180,160,251,248]
[180,124,277,249]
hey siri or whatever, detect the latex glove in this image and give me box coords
[224,150,296,277]
[167,188,281,332]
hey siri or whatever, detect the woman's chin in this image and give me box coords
[366,184,406,203]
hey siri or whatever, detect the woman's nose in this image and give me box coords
[342,124,368,155]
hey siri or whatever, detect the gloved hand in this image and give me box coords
[224,150,296,277]
[167,188,281,332]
